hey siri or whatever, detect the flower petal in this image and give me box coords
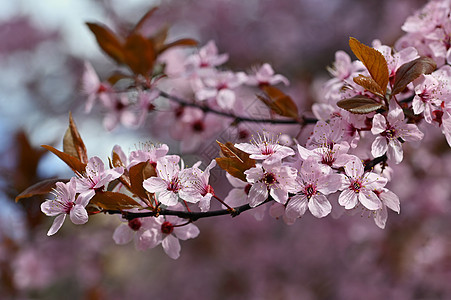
[308,194,332,218]
[70,204,88,225]
[47,214,66,236]
[112,224,133,245]
[162,235,181,259]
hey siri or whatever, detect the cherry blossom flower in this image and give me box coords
[193,70,247,109]
[75,156,124,201]
[413,66,451,123]
[306,119,345,149]
[128,143,171,169]
[297,141,353,173]
[81,61,113,113]
[372,40,419,79]
[142,156,197,207]
[371,101,424,164]
[113,217,160,251]
[286,157,342,219]
[185,40,229,72]
[338,158,387,210]
[244,161,297,207]
[246,63,289,86]
[181,160,216,212]
[102,94,138,131]
[152,215,200,259]
[235,131,295,164]
[373,188,400,229]
[41,178,90,236]
[223,173,266,221]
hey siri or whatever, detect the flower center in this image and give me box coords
[244,184,252,195]
[167,177,181,193]
[161,221,174,235]
[128,219,142,231]
[304,184,317,199]
[382,127,396,139]
[202,184,215,196]
[321,149,335,166]
[350,180,362,193]
[192,120,205,132]
[264,172,277,185]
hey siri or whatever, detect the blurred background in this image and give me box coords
[4,0,451,299]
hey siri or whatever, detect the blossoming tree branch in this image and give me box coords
[16,1,451,259]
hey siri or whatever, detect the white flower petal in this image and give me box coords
[162,235,181,259]
[47,214,66,236]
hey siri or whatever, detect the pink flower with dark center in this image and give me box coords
[286,157,342,219]
[76,156,124,202]
[235,131,295,164]
[128,143,171,169]
[113,217,160,251]
[181,160,216,212]
[338,158,387,210]
[244,162,297,207]
[297,141,353,173]
[41,178,90,236]
[152,215,200,259]
[246,63,289,86]
[143,156,198,207]
[371,101,424,164]
[185,40,229,71]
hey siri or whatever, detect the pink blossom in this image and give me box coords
[41,178,90,236]
[244,162,297,207]
[246,63,289,86]
[297,141,352,173]
[306,119,345,149]
[286,157,342,219]
[373,188,400,229]
[152,215,200,259]
[194,70,247,109]
[181,160,216,212]
[113,217,161,251]
[223,173,266,221]
[142,156,198,207]
[372,40,419,78]
[413,66,451,123]
[235,131,295,164]
[185,40,229,72]
[128,143,171,169]
[102,94,138,131]
[75,156,124,201]
[371,101,424,164]
[338,158,387,210]
[81,61,113,113]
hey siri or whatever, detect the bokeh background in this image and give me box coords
[4,0,451,299]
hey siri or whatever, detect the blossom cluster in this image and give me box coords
[32,0,451,260]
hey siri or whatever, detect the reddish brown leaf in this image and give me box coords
[131,7,158,34]
[42,145,87,173]
[259,86,298,118]
[158,38,198,54]
[149,26,169,51]
[86,22,124,64]
[337,95,385,114]
[107,72,131,85]
[15,178,68,202]
[349,37,389,97]
[129,162,156,199]
[353,74,385,98]
[216,141,256,181]
[123,33,156,76]
[88,191,141,211]
[392,56,437,95]
[63,113,88,164]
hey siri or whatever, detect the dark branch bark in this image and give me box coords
[104,198,272,221]
[158,90,318,125]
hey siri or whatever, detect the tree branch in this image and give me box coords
[104,198,272,221]
[158,90,318,125]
